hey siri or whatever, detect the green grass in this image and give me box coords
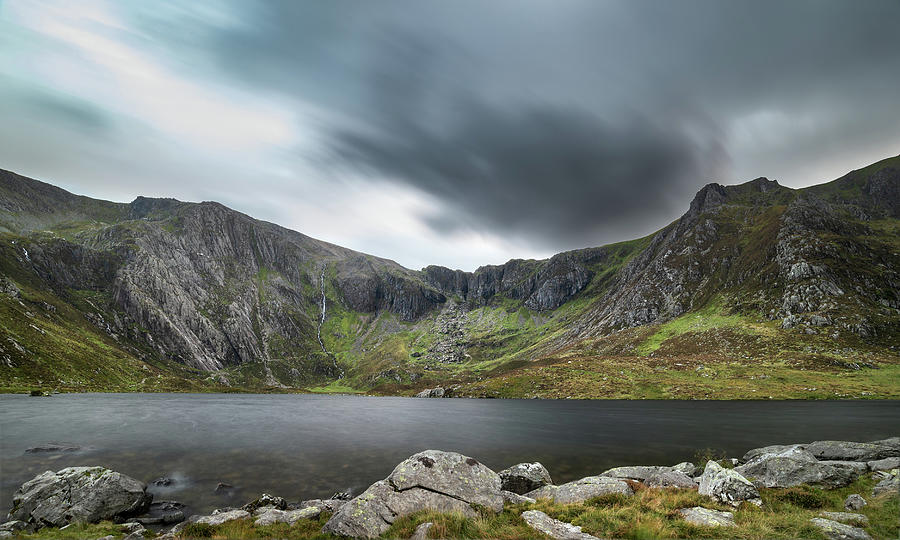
[636,298,753,356]
[306,380,365,394]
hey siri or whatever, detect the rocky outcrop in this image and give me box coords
[526,476,632,504]
[415,387,446,398]
[7,467,151,530]
[254,506,320,526]
[697,461,761,507]
[805,438,900,462]
[678,507,735,527]
[871,470,898,496]
[735,446,864,488]
[322,450,503,538]
[498,462,553,495]
[819,512,869,527]
[520,510,600,540]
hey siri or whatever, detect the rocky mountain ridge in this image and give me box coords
[0,155,898,392]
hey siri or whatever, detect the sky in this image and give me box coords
[1,0,899,271]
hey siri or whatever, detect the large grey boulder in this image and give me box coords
[520,510,600,540]
[809,518,872,540]
[805,438,899,462]
[867,457,900,471]
[678,507,735,527]
[7,467,152,529]
[498,462,553,495]
[600,465,670,481]
[169,509,250,534]
[526,476,632,504]
[672,462,699,477]
[735,446,863,488]
[698,461,761,507]
[742,444,800,463]
[323,450,503,538]
[501,490,536,505]
[254,506,320,526]
[645,470,697,489]
[415,387,445,398]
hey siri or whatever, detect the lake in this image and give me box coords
[1,394,897,516]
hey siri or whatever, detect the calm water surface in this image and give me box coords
[1,394,897,515]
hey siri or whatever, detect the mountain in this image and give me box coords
[0,156,898,397]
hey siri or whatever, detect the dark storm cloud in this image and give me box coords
[165,0,900,251]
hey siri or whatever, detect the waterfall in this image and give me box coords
[316,266,344,378]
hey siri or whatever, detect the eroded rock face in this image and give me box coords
[735,446,863,488]
[678,507,735,527]
[526,476,632,504]
[498,462,553,495]
[322,450,503,538]
[520,510,600,540]
[8,467,151,530]
[697,461,761,507]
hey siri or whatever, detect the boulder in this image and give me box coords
[298,498,347,513]
[254,506,320,526]
[672,462,699,477]
[501,491,536,505]
[742,444,799,463]
[600,465,670,481]
[678,507,735,527]
[242,493,286,512]
[520,510,601,540]
[0,521,27,539]
[843,494,866,511]
[871,470,898,496]
[131,500,186,525]
[7,467,152,529]
[809,518,872,540]
[409,521,434,540]
[735,446,863,488]
[498,462,553,494]
[526,476,632,504]
[170,509,250,534]
[867,457,900,471]
[698,461,761,507]
[323,450,503,538]
[805,438,899,462]
[415,387,445,398]
[819,512,869,526]
[645,470,697,489]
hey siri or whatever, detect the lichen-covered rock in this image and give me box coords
[809,518,873,540]
[254,506,320,526]
[735,446,863,488]
[520,510,601,540]
[645,470,697,489]
[501,490,536,505]
[819,512,869,526]
[415,387,445,398]
[678,507,735,527]
[698,461,761,507]
[867,457,900,471]
[298,498,346,513]
[7,467,151,530]
[672,462,699,477]
[741,444,801,463]
[843,494,867,511]
[526,476,632,504]
[805,439,899,462]
[498,462,553,495]
[323,450,503,538]
[871,470,898,496]
[600,465,670,481]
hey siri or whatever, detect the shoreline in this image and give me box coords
[3,438,898,539]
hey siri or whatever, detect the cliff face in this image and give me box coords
[0,156,897,389]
